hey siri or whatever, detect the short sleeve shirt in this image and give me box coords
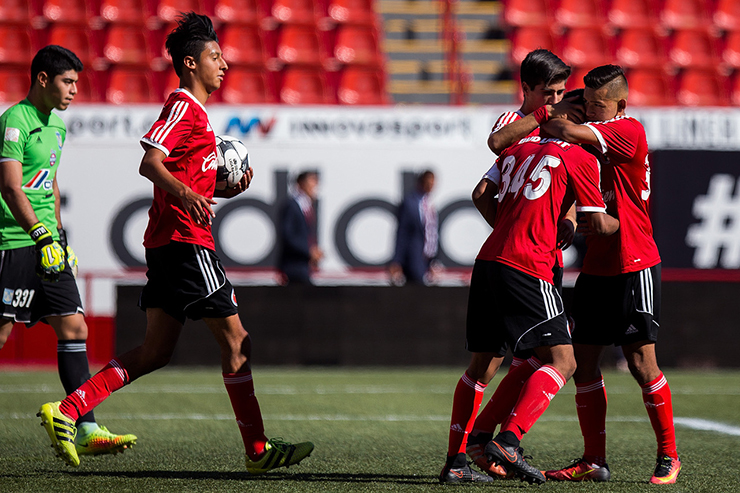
[0,99,65,250]
[140,89,218,250]
[477,136,606,282]
[581,116,660,275]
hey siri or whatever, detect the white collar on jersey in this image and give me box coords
[174,88,208,114]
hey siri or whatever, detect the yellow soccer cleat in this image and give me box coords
[245,438,314,475]
[75,424,137,456]
[37,401,79,467]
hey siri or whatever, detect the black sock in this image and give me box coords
[446,452,467,468]
[57,339,95,425]
[495,430,520,449]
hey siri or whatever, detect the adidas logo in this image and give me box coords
[644,402,665,409]
[625,325,639,335]
[75,389,87,405]
[450,424,465,433]
[542,391,556,401]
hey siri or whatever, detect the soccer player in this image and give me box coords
[0,45,136,458]
[37,13,314,473]
[440,131,620,484]
[465,50,580,478]
[541,65,681,484]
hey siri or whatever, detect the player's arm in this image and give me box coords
[488,114,539,154]
[0,159,41,231]
[556,203,577,249]
[472,178,498,228]
[213,168,254,198]
[139,145,217,225]
[582,211,619,236]
[541,118,600,146]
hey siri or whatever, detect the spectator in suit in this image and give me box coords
[277,171,323,284]
[389,170,439,285]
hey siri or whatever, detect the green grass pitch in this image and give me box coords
[1,367,739,492]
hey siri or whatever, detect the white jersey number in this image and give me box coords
[499,153,561,202]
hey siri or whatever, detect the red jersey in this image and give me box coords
[140,89,218,250]
[581,115,660,276]
[478,136,606,282]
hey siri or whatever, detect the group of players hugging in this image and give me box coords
[0,9,678,485]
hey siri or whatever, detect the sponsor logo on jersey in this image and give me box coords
[2,288,13,305]
[206,122,213,133]
[23,169,53,190]
[4,127,19,142]
[56,131,63,149]
[49,149,57,167]
[202,151,218,172]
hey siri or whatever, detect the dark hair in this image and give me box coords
[520,49,571,89]
[296,170,319,184]
[165,12,219,77]
[564,87,584,103]
[584,65,628,91]
[417,169,434,184]
[31,45,83,85]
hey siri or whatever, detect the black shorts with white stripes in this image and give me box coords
[465,260,571,355]
[139,241,239,324]
[571,263,661,346]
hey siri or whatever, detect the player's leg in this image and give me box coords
[0,318,13,349]
[204,314,314,474]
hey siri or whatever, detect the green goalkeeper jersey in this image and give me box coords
[0,99,65,250]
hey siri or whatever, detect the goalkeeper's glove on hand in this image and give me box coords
[58,228,78,278]
[28,222,65,282]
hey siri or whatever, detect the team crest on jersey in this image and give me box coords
[23,169,53,190]
[4,127,19,142]
[231,289,238,307]
[49,149,57,167]
[56,131,63,149]
[2,288,13,305]
[202,151,218,172]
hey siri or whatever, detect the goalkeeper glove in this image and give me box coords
[28,222,65,282]
[58,228,78,278]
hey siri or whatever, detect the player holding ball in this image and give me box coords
[38,12,314,473]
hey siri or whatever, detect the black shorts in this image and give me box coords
[465,260,571,355]
[139,242,239,324]
[572,263,661,346]
[0,246,83,326]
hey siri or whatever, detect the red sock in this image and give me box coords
[223,372,268,460]
[576,377,607,466]
[473,357,540,434]
[501,365,566,441]
[447,372,487,456]
[58,359,129,421]
[642,373,677,458]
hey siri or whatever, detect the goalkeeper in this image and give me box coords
[0,45,136,458]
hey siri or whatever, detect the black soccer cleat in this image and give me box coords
[485,436,546,485]
[439,462,495,484]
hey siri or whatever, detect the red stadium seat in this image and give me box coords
[49,26,98,67]
[334,25,381,65]
[157,0,204,23]
[660,0,709,31]
[0,0,35,23]
[607,0,654,29]
[677,69,727,106]
[714,0,740,32]
[0,26,35,65]
[503,0,550,28]
[72,70,102,103]
[161,69,180,100]
[214,0,262,25]
[103,25,151,65]
[722,31,740,68]
[337,66,387,104]
[554,0,604,29]
[562,27,612,68]
[42,0,92,23]
[106,69,157,103]
[220,25,267,66]
[271,0,320,25]
[731,72,740,105]
[222,67,276,103]
[276,25,325,65]
[100,0,149,24]
[615,28,666,69]
[509,27,556,65]
[0,68,29,103]
[628,69,673,106]
[668,29,718,69]
[280,67,333,104]
[565,65,589,91]
[328,0,377,26]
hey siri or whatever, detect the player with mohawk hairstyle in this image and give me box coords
[38,12,314,474]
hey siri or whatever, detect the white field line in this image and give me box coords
[1,412,739,436]
[2,384,740,396]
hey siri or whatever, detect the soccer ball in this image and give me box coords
[215,135,250,189]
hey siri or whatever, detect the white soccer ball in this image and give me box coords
[216,135,250,189]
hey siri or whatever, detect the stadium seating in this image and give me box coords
[627,69,674,106]
[276,25,326,65]
[333,25,382,65]
[676,69,727,106]
[660,0,709,31]
[509,27,556,65]
[668,29,718,69]
[103,25,152,66]
[156,0,204,24]
[615,28,665,69]
[106,68,157,103]
[562,27,612,68]
[48,26,97,67]
[554,0,604,29]
[271,0,321,25]
[503,0,550,28]
[214,0,263,25]
[41,0,92,23]
[0,25,35,65]
[99,0,149,24]
[714,0,740,31]
[220,25,267,66]
[722,30,740,68]
[221,67,276,103]
[72,70,101,102]
[280,67,333,103]
[0,0,35,23]
[328,0,377,26]
[0,68,29,103]
[607,0,654,29]
[337,66,388,104]
[731,71,740,105]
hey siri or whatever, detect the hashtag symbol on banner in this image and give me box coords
[685,174,740,269]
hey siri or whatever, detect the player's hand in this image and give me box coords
[551,96,586,124]
[556,217,576,249]
[180,188,217,225]
[28,222,66,282]
[214,168,254,199]
[58,229,78,278]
